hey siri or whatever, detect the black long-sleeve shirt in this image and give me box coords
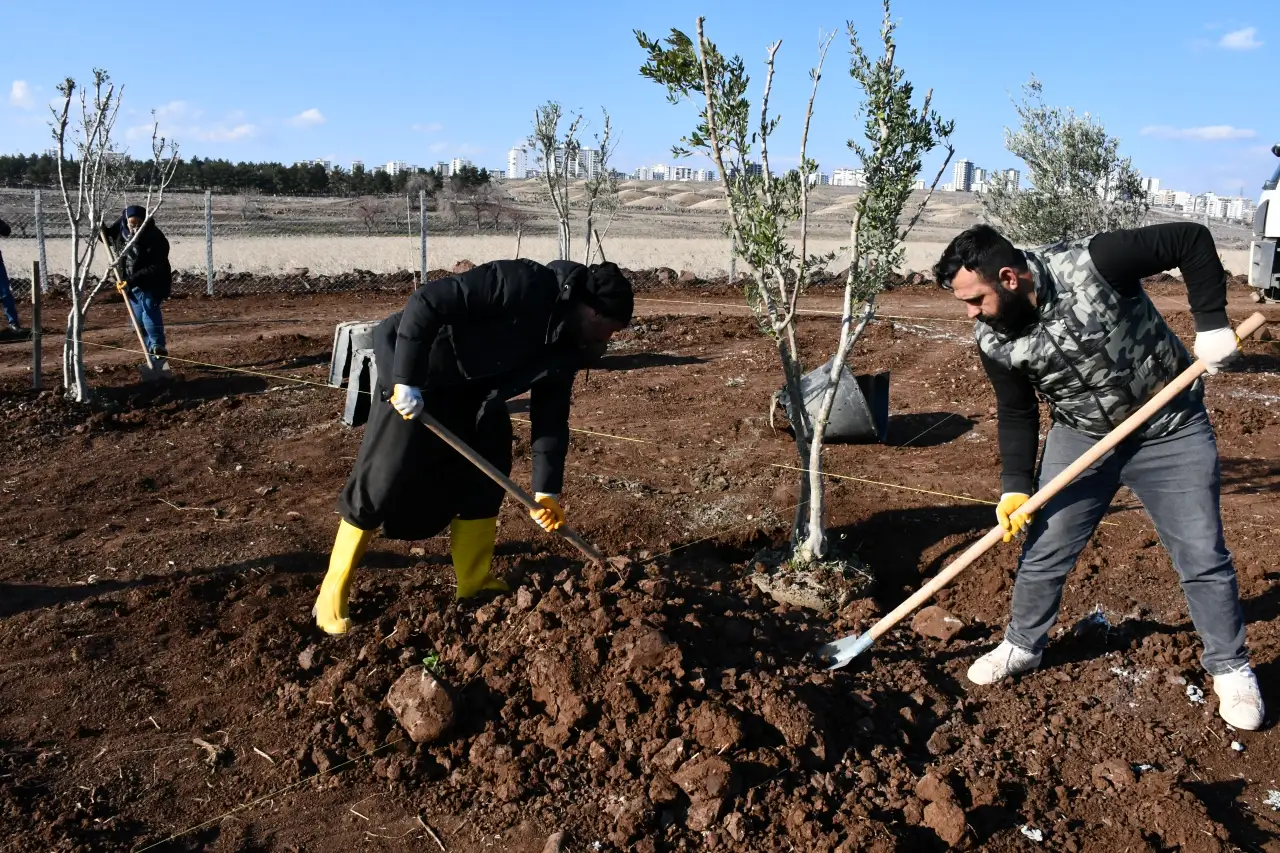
[983,222,1227,494]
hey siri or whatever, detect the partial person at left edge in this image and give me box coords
[101,205,173,364]
[0,216,24,335]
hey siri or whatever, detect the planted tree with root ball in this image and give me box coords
[637,1,953,570]
[50,69,179,402]
[979,75,1148,244]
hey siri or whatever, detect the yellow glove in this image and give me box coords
[115,279,128,293]
[996,492,1034,543]
[530,493,565,533]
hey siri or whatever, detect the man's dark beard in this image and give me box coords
[980,286,1038,337]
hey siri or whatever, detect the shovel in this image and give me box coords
[415,409,605,564]
[98,228,171,382]
[815,311,1269,670]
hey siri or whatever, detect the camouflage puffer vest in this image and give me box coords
[976,236,1202,439]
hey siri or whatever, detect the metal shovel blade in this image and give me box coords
[137,360,173,383]
[815,632,874,671]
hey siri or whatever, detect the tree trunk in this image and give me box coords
[515,224,523,259]
[63,291,89,403]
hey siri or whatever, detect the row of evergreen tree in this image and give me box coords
[0,153,492,196]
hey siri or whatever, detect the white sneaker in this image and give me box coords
[1213,665,1265,731]
[966,639,1043,685]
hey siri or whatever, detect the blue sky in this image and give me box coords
[2,0,1274,196]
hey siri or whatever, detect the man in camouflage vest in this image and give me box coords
[932,222,1264,731]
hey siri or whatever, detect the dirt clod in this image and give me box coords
[384,668,455,744]
[923,799,968,847]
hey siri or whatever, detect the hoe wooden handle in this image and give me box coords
[416,410,606,564]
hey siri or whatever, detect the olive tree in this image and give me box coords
[637,0,953,565]
[979,75,1148,243]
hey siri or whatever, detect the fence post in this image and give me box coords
[31,261,41,391]
[34,189,48,296]
[728,234,736,284]
[419,189,427,285]
[204,189,214,296]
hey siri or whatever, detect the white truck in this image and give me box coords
[1248,144,1280,302]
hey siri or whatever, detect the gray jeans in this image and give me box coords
[1006,407,1249,675]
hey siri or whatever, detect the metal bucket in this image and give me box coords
[780,358,890,444]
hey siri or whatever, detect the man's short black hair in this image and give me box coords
[932,224,1026,290]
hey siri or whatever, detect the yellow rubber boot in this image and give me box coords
[451,517,509,599]
[313,519,374,634]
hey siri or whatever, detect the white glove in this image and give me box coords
[1193,327,1240,375]
[389,384,424,420]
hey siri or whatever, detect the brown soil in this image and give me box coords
[1,275,1279,852]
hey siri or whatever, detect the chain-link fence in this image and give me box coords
[0,187,769,301]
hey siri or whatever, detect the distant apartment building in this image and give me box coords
[386,160,411,177]
[830,168,865,187]
[952,159,974,192]
[350,160,364,172]
[490,169,507,181]
[1001,168,1020,191]
[1141,177,1161,195]
[508,146,529,180]
[433,161,451,177]
[450,157,474,174]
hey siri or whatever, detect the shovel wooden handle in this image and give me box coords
[415,409,605,564]
[98,229,155,370]
[822,311,1268,664]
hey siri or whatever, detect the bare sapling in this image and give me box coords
[50,68,179,402]
[530,101,584,261]
[637,0,952,576]
[580,109,620,265]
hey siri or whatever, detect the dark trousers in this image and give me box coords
[338,385,512,540]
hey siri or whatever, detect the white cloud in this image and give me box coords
[289,108,325,127]
[1141,124,1256,141]
[412,122,444,133]
[126,119,259,143]
[1219,27,1262,50]
[9,80,33,109]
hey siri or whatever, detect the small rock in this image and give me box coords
[452,260,476,274]
[927,729,960,756]
[1186,684,1206,705]
[254,486,276,496]
[515,587,536,610]
[541,831,565,853]
[724,812,746,842]
[1231,741,1245,752]
[911,605,965,643]
[385,668,455,743]
[671,754,733,801]
[689,702,744,752]
[409,546,426,557]
[648,774,680,805]
[297,645,321,671]
[923,800,967,847]
[652,737,686,771]
[1020,825,1045,842]
[687,798,726,832]
[1090,758,1136,791]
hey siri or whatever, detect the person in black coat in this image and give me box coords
[101,205,172,360]
[313,257,634,635]
[0,217,21,333]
